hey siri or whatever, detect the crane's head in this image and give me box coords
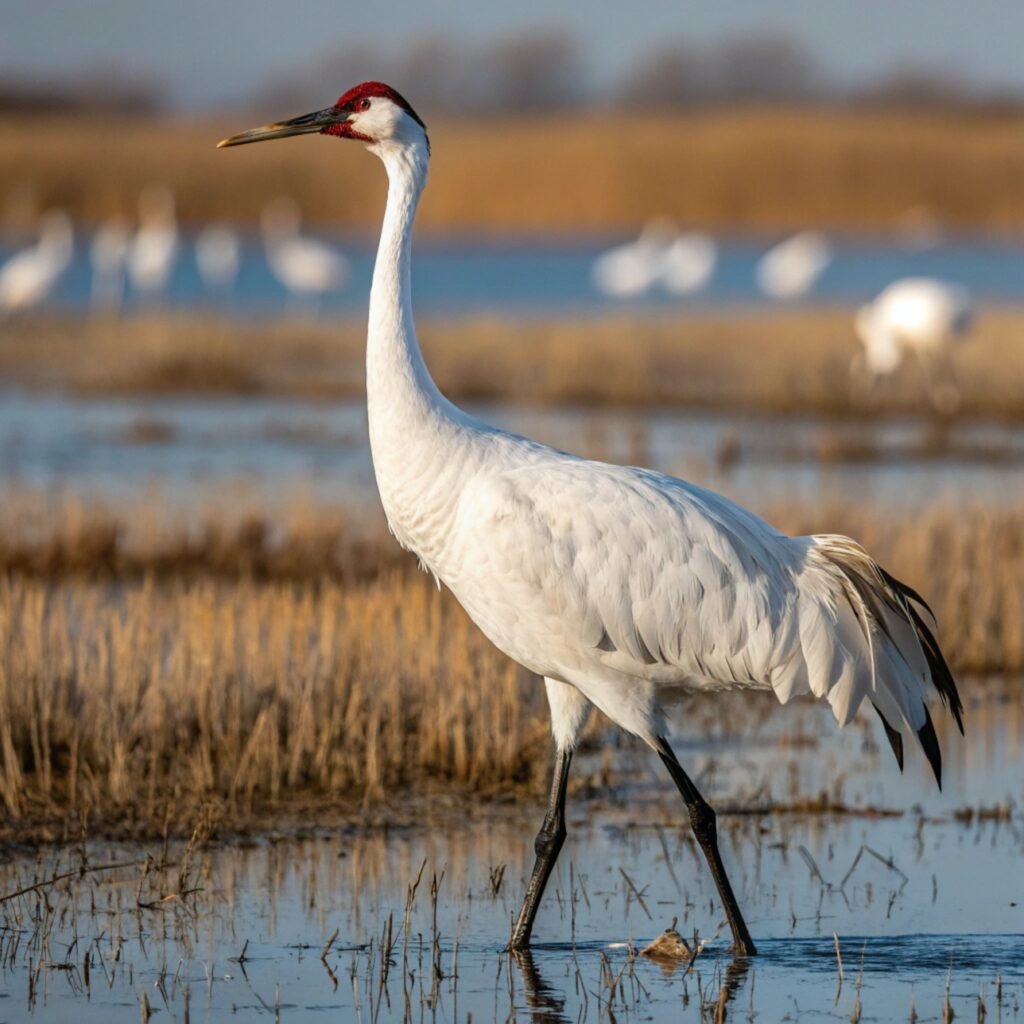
[217,82,428,154]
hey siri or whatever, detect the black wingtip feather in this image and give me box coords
[879,566,936,620]
[917,708,943,790]
[872,703,905,772]
[883,569,965,736]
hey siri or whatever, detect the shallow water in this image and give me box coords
[4,389,1024,513]
[8,233,1024,317]
[1,681,1022,1022]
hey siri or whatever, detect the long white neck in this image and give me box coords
[366,140,443,424]
[365,138,472,561]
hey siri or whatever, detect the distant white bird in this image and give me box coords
[756,230,831,300]
[128,186,178,303]
[661,232,717,296]
[89,217,131,312]
[591,218,677,299]
[261,197,347,307]
[0,209,74,313]
[221,81,964,958]
[853,277,974,413]
[195,223,241,293]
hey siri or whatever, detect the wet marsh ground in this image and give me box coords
[3,304,1024,1018]
[0,677,1021,1022]
[6,307,1024,419]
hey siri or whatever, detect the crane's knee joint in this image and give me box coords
[688,800,717,843]
[534,821,566,859]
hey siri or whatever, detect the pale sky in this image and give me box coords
[5,0,1023,109]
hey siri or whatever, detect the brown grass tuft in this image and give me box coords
[0,572,547,837]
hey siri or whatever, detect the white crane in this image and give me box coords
[592,218,676,299]
[853,277,974,413]
[756,230,831,300]
[89,217,132,313]
[261,196,347,309]
[661,232,717,296]
[128,186,178,304]
[195,223,241,295]
[592,219,716,299]
[0,209,74,314]
[221,83,964,956]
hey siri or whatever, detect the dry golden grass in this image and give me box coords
[3,107,1024,232]
[6,306,1024,418]
[0,486,394,582]
[0,572,545,839]
[0,487,1021,839]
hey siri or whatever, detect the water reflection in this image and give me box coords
[0,680,1022,1022]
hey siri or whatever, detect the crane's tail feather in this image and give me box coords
[872,702,905,772]
[878,566,964,734]
[810,535,963,788]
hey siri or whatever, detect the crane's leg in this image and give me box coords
[656,735,757,956]
[508,745,572,950]
[509,678,589,951]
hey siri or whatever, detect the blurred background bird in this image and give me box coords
[128,186,179,306]
[261,197,348,312]
[0,209,74,314]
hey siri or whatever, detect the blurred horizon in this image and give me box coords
[3,2,1024,115]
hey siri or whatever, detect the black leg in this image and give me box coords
[656,735,757,956]
[508,746,573,950]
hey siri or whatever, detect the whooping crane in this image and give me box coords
[221,83,964,956]
[0,209,74,313]
[128,186,178,303]
[853,277,974,414]
[661,232,717,296]
[756,230,831,300]
[591,218,676,299]
[592,220,717,299]
[261,197,348,308]
[195,223,241,294]
[89,217,132,313]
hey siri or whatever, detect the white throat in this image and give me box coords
[365,137,471,562]
[366,139,438,413]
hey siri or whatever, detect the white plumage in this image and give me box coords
[661,232,717,296]
[195,223,241,292]
[592,219,716,299]
[591,219,674,298]
[0,210,74,313]
[853,277,974,412]
[261,197,348,301]
[220,83,963,956]
[128,187,179,301]
[756,230,832,299]
[89,218,131,312]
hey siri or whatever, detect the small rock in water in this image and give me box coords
[640,924,693,964]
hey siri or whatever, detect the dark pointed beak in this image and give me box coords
[217,106,345,148]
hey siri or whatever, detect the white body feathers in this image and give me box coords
[0,211,74,312]
[757,231,832,300]
[856,277,973,374]
[361,108,958,769]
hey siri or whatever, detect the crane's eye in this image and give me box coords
[357,98,371,112]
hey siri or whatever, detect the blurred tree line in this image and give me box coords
[0,29,1018,116]
[258,29,1020,115]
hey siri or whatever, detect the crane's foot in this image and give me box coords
[727,938,758,957]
